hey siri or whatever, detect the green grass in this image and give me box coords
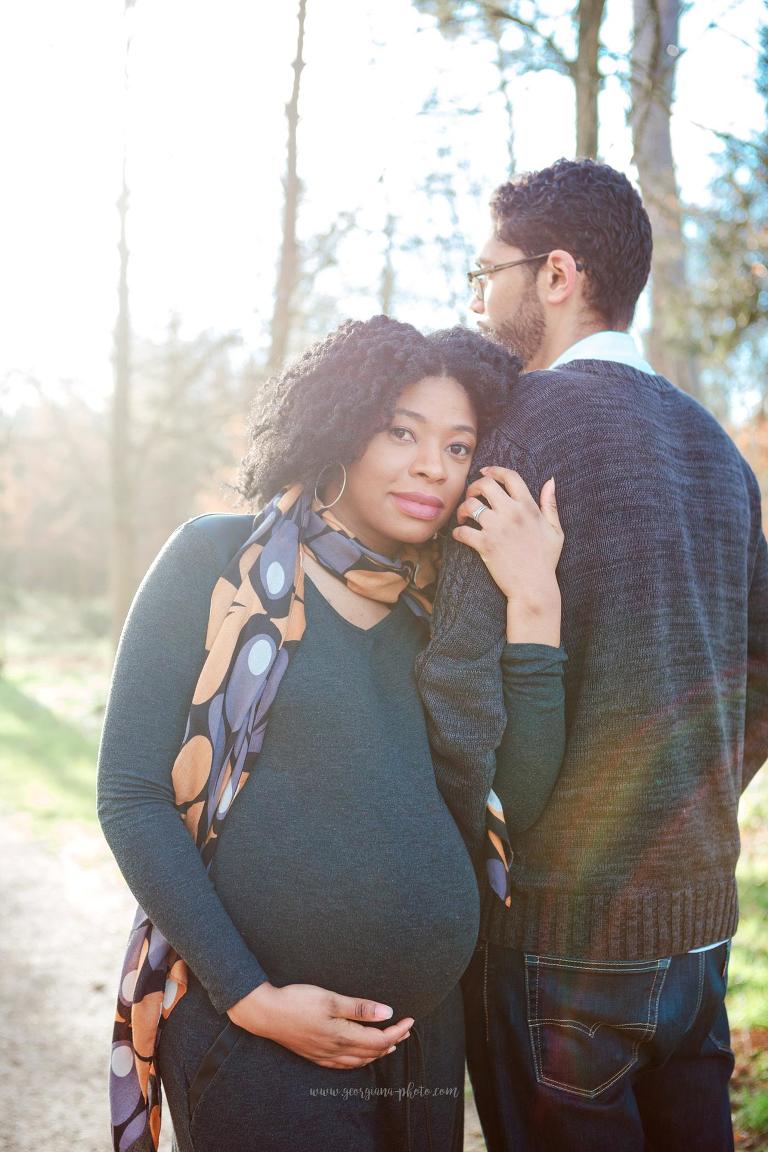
[0,592,108,835]
[0,676,99,828]
[731,780,768,1030]
[737,1072,768,1136]
[730,775,768,1148]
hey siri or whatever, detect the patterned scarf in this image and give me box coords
[108,483,511,1152]
[485,788,513,907]
[108,486,437,1151]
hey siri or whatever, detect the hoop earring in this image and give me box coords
[314,462,347,510]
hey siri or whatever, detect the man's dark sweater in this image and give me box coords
[416,358,768,961]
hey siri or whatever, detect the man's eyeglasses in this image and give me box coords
[467,252,584,303]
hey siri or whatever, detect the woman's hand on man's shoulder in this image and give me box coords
[452,466,563,647]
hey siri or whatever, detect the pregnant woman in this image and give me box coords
[98,316,566,1152]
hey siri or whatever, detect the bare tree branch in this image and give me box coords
[478,2,572,73]
[267,0,307,374]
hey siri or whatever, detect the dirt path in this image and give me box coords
[0,814,485,1152]
[0,814,172,1152]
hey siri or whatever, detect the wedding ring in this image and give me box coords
[471,503,487,523]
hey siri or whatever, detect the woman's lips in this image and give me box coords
[391,493,444,521]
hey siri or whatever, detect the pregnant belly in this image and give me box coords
[212,801,480,1022]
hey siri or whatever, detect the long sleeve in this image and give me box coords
[415,426,546,851]
[494,643,567,835]
[97,518,269,1014]
[744,483,768,792]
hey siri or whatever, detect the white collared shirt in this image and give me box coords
[547,330,655,374]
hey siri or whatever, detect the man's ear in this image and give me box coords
[541,249,582,305]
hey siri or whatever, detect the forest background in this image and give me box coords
[1,1,767,1148]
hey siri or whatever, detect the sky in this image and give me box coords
[0,0,763,412]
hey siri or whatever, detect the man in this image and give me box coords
[415,158,768,1151]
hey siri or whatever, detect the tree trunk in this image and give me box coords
[267,0,307,375]
[630,0,700,396]
[485,13,516,173]
[110,4,136,649]
[574,0,606,158]
[380,213,396,314]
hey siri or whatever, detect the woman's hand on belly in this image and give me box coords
[226,982,414,1069]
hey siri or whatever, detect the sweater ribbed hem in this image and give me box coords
[480,876,739,960]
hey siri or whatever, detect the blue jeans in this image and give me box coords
[463,940,734,1152]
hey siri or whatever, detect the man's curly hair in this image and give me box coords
[238,315,520,504]
[490,158,652,329]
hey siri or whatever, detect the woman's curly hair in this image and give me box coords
[238,315,520,504]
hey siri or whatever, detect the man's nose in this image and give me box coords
[470,295,485,315]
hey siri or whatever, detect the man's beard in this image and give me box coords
[485,284,546,369]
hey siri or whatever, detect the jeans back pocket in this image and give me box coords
[525,954,670,1098]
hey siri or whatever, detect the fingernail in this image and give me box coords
[387,1045,397,1054]
[373,1004,394,1020]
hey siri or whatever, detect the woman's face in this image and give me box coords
[324,375,478,556]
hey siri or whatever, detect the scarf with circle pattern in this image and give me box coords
[108,482,512,1152]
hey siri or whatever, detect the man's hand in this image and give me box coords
[227,982,414,1069]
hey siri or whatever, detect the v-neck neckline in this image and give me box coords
[304,573,403,639]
